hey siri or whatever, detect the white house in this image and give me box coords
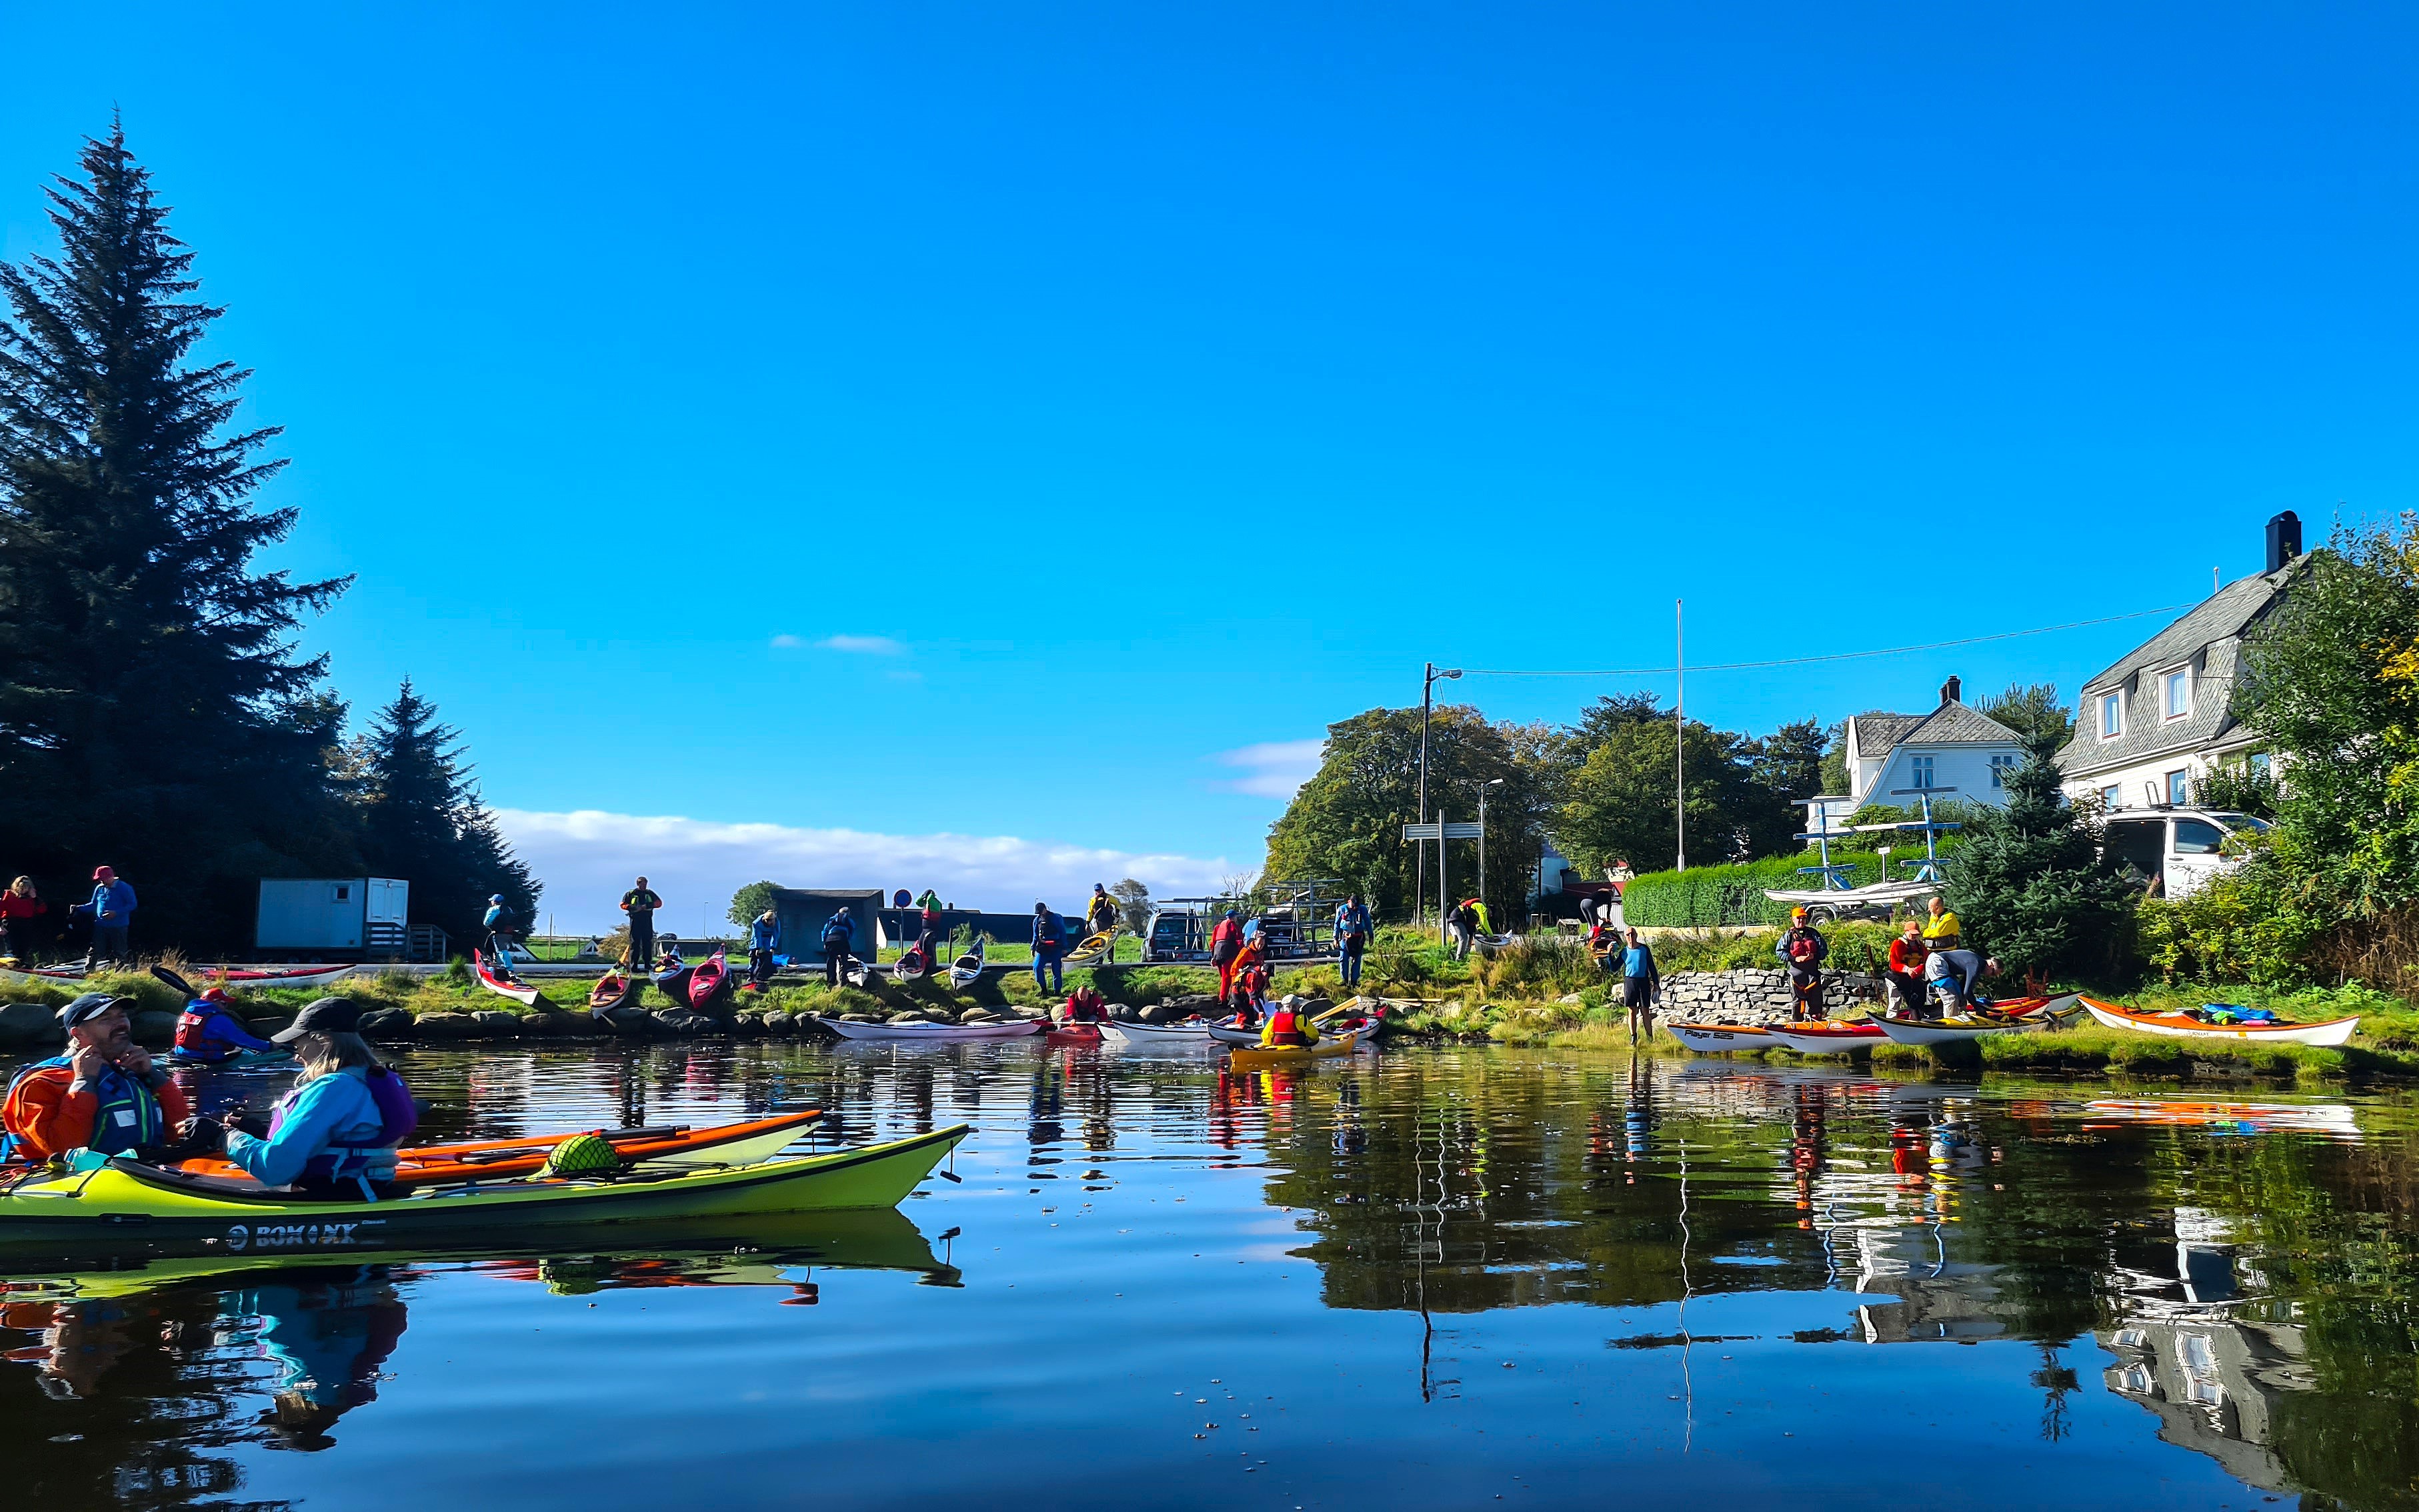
[2055,513,2301,811]
[1833,675,2028,814]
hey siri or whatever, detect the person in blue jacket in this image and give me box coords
[1030,903,1066,994]
[182,999,413,1198]
[747,909,781,987]
[481,895,519,975]
[171,987,286,1063]
[1333,894,1373,987]
[819,908,856,987]
[71,865,137,969]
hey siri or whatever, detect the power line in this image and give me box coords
[1458,605,2193,679]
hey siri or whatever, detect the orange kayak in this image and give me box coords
[174,1110,823,1188]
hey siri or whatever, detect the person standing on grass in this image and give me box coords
[820,908,856,987]
[1620,927,1661,1045]
[619,877,662,969]
[1030,902,1066,995]
[1209,906,1244,1003]
[71,867,136,970]
[1085,884,1117,941]
[0,878,46,964]
[747,909,780,987]
[1334,893,1372,988]
[1776,908,1829,1021]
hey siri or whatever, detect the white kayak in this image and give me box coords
[947,937,988,988]
[1101,1019,1220,1045]
[814,1015,1046,1041]
[1665,1021,1777,1053]
[1873,995,2077,1045]
[5,961,358,988]
[2080,996,2360,1047]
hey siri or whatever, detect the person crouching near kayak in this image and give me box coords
[173,987,285,1063]
[1260,993,1319,1049]
[179,999,417,1199]
[3,994,194,1162]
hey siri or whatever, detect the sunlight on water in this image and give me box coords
[2,1043,2410,1511]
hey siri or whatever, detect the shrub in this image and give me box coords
[1474,935,1602,999]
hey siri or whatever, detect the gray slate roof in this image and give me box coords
[1852,713,1926,753]
[2056,562,2294,781]
[1898,701,2022,746]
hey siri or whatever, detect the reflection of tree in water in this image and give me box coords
[2030,1342,2077,1441]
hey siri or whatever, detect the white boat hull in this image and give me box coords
[2081,998,2359,1047]
[473,952,541,1005]
[815,1016,1044,1041]
[1666,1022,1774,1053]
[1100,1019,1219,1045]
[1763,1026,1887,1054]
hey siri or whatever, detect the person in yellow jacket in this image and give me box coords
[1260,994,1320,1049]
[1921,897,1961,950]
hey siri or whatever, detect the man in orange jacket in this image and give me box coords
[2,994,191,1161]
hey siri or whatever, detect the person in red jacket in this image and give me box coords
[1208,907,1244,1003]
[0,877,45,964]
[1885,919,1929,1017]
[3,994,192,1161]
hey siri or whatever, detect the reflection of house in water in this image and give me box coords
[2096,1207,2312,1501]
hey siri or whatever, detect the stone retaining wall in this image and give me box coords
[1657,967,1881,1025]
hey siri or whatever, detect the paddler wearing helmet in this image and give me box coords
[171,986,286,1063]
[1775,907,1830,1021]
[179,998,417,1197]
[1260,993,1319,1049]
[1,993,193,1161]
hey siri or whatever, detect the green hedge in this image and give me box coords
[1622,853,1890,927]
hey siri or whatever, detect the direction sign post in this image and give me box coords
[1402,818,1484,943]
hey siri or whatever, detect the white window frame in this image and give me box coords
[2099,691,2124,741]
[2166,767,2191,806]
[2160,665,2192,722]
[2100,784,2122,810]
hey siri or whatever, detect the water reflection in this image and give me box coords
[1,1041,2411,1511]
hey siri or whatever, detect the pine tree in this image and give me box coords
[1942,735,2135,983]
[0,123,357,948]
[354,680,539,949]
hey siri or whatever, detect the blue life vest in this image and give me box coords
[7,1057,167,1155]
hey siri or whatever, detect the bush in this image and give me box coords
[1622,855,1884,927]
[1474,935,1601,999]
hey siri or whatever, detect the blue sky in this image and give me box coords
[7,4,2416,927]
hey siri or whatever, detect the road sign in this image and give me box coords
[1402,822,1482,840]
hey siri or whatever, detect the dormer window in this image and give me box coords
[2161,667,2191,721]
[2099,691,2124,740]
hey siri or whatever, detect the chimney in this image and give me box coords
[1940,674,1962,705]
[2266,510,2302,574]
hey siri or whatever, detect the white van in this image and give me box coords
[2100,808,2270,899]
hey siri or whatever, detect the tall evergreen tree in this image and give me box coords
[353,680,539,950]
[1942,735,2134,984]
[0,123,356,948]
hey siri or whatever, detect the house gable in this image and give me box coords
[2056,562,2294,783]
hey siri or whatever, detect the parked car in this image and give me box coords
[2102,807,2270,899]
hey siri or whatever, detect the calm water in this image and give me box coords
[3,1042,2414,1511]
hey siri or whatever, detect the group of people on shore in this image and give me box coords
[0,867,139,969]
[1772,895,1996,1021]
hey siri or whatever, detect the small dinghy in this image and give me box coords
[474,949,541,1006]
[947,937,987,989]
[2080,996,2360,1047]
[688,951,733,1010]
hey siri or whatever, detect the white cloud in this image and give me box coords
[815,634,905,656]
[493,808,1235,933]
[768,634,805,649]
[1211,738,1326,800]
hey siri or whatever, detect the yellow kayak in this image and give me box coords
[1227,1031,1358,1069]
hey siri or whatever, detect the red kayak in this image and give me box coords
[589,970,638,1012]
[688,950,732,1009]
[1047,1023,1104,1045]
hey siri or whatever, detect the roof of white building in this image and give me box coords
[2056,560,2297,781]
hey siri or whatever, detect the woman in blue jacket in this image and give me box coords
[185,999,415,1198]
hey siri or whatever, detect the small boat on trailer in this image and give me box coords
[2079,996,2360,1047]
[474,950,541,1006]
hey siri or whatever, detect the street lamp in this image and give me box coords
[1416,663,1463,925]
[1472,777,1505,923]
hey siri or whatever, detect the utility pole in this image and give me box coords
[1675,599,1686,873]
[1474,777,1505,921]
[1418,663,1462,927]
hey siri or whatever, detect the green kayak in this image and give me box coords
[0,1123,969,1263]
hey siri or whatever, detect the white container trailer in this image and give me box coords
[255,878,409,957]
